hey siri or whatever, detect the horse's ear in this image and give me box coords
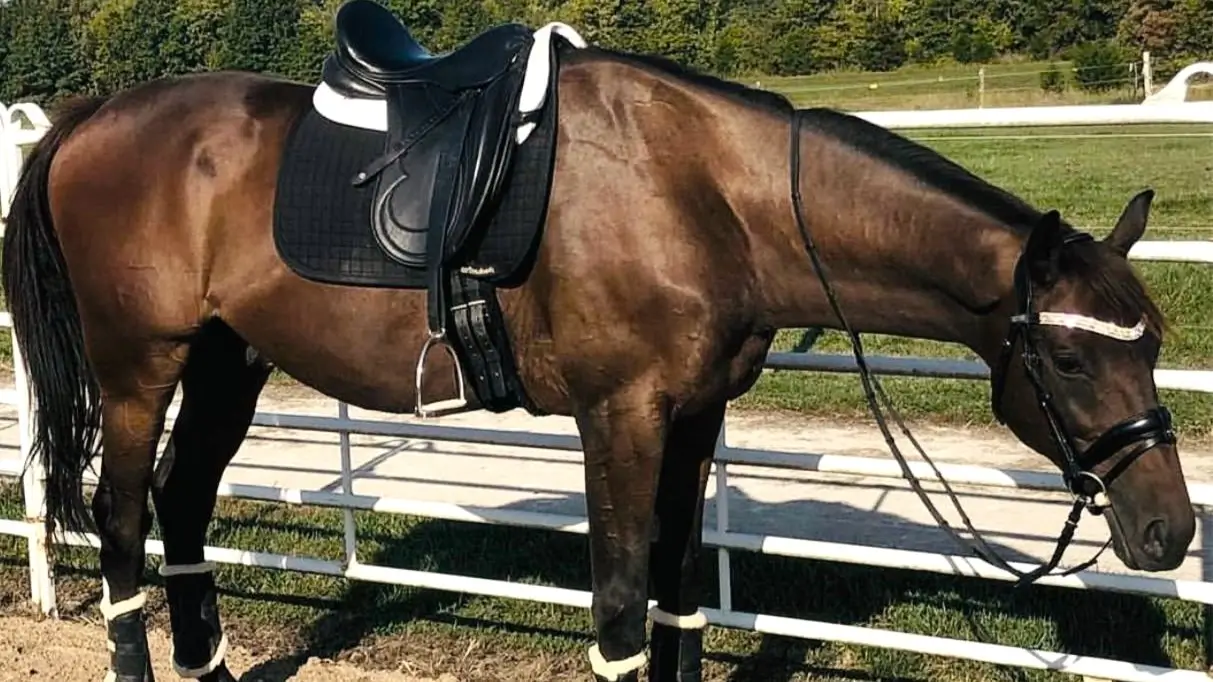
[1023,210,1065,285]
[1105,189,1154,258]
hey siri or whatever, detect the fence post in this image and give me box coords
[1,101,12,224]
[13,327,56,616]
[1203,506,1213,673]
[978,67,986,109]
[2,102,57,616]
[1143,51,1154,97]
[713,421,732,612]
[338,401,358,569]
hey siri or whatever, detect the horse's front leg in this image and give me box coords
[575,388,670,682]
[647,403,724,682]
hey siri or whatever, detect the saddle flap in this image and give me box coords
[369,49,530,269]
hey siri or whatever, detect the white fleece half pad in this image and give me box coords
[313,22,587,143]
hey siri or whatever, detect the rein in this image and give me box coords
[786,110,1176,586]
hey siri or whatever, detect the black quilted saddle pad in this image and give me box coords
[272,86,558,290]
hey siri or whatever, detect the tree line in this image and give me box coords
[1,0,1210,107]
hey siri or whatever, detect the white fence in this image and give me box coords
[2,64,1213,681]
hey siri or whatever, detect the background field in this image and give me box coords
[1,59,1212,681]
[761,58,1213,110]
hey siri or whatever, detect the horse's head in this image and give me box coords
[990,189,1193,572]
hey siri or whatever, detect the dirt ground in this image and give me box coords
[0,614,458,681]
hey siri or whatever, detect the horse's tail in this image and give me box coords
[2,95,109,535]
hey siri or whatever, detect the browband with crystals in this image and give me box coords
[1011,312,1147,341]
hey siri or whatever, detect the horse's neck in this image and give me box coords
[744,125,1024,350]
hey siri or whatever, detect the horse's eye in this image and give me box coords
[1053,354,1085,377]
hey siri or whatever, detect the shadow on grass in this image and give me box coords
[230,486,1193,682]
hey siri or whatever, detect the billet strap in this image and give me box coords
[649,606,708,630]
[588,644,647,680]
[173,633,229,679]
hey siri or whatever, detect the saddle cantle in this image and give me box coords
[292,0,586,419]
[323,1,531,96]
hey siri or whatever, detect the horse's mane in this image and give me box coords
[578,45,1164,334]
[795,107,1046,233]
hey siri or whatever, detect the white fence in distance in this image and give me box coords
[2,62,1213,681]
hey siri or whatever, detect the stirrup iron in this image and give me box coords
[414,330,468,418]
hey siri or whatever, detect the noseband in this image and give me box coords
[787,111,1174,586]
[990,230,1176,512]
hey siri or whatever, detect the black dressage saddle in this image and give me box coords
[309,0,559,418]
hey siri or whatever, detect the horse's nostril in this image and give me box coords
[1142,518,1168,562]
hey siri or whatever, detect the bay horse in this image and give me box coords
[1,6,1194,681]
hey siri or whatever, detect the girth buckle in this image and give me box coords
[414,329,468,418]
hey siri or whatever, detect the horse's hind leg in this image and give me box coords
[150,322,271,681]
[91,340,189,682]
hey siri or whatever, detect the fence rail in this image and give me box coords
[3,64,1213,681]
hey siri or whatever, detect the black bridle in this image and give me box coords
[787,111,1177,586]
[990,231,1176,508]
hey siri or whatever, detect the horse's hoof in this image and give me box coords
[199,662,238,682]
[593,673,641,682]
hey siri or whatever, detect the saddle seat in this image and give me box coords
[323,0,532,99]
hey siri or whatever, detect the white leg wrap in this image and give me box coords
[649,606,708,630]
[588,644,647,680]
[99,577,147,621]
[104,671,118,682]
[158,561,216,577]
[172,632,229,679]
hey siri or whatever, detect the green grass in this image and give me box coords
[0,481,1205,681]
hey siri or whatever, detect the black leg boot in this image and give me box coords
[649,621,703,682]
[103,591,155,682]
[161,563,235,681]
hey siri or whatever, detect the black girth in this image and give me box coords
[787,110,1175,586]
